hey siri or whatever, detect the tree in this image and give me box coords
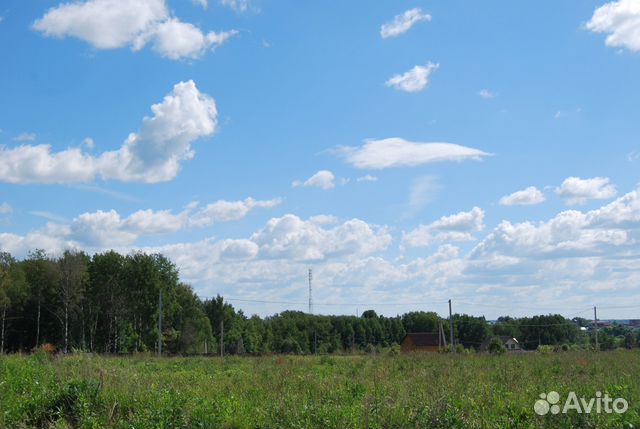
[57,250,88,353]
[623,332,636,349]
[168,283,213,354]
[492,316,521,338]
[454,314,490,349]
[488,337,506,354]
[0,252,28,353]
[23,250,59,348]
[203,295,237,353]
[87,251,126,353]
[401,311,440,333]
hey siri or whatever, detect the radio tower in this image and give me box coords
[308,268,313,314]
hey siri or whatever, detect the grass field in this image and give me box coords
[1,351,639,429]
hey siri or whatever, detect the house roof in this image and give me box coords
[402,332,441,347]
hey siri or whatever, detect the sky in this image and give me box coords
[1,0,639,320]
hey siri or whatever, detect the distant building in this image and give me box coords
[479,336,521,352]
[400,333,443,353]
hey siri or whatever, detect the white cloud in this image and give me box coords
[34,0,168,49]
[628,150,640,162]
[471,188,640,261]
[81,137,95,149]
[478,89,495,99]
[402,207,485,249]
[338,137,491,169]
[406,175,441,217]
[188,197,282,227]
[220,0,249,12]
[71,197,280,246]
[0,203,12,215]
[13,132,36,142]
[1,196,279,251]
[555,176,617,205]
[499,186,546,206]
[586,0,640,52]
[33,0,236,60]
[292,170,336,190]
[356,175,378,183]
[380,8,431,38]
[385,62,439,93]
[143,19,238,60]
[3,190,640,318]
[0,80,217,184]
[250,215,391,261]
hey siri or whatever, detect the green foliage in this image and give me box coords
[488,337,506,354]
[537,345,554,354]
[1,351,639,428]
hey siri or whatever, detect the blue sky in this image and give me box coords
[1,0,639,319]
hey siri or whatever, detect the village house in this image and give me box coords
[479,336,521,352]
[400,333,443,353]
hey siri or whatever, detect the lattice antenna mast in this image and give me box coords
[308,268,313,314]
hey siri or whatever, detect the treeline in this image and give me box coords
[1,250,638,354]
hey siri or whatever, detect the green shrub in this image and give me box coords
[488,338,506,355]
[537,344,554,354]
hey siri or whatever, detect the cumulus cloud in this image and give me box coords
[385,62,439,93]
[1,196,280,251]
[3,190,640,317]
[251,215,391,261]
[586,0,640,52]
[33,0,168,49]
[402,207,485,249]
[471,188,640,261]
[33,0,236,60]
[0,80,217,184]
[81,137,95,149]
[188,197,282,227]
[292,170,336,190]
[555,176,617,205]
[141,19,238,60]
[499,186,546,206]
[338,138,490,169]
[380,8,431,38]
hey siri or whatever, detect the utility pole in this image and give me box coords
[594,306,599,351]
[314,331,317,355]
[220,319,224,358]
[308,268,313,314]
[448,299,454,353]
[157,289,163,357]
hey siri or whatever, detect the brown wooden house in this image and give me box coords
[400,332,442,353]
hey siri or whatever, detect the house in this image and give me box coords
[479,336,521,352]
[400,333,443,353]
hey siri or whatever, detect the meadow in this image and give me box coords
[0,351,638,429]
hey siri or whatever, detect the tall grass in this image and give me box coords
[0,351,638,428]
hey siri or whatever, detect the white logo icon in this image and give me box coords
[534,391,628,415]
[534,391,561,415]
